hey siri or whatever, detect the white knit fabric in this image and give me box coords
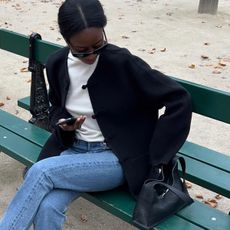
[65,52,104,142]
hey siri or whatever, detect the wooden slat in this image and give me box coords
[172,77,230,124]
[84,189,230,230]
[0,109,50,146]
[180,141,230,173]
[178,154,230,198]
[17,96,30,111]
[0,127,41,166]
[0,29,62,64]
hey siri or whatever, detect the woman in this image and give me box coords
[0,0,192,229]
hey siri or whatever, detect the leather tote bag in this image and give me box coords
[132,156,193,229]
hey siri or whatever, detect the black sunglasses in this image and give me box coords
[70,30,108,58]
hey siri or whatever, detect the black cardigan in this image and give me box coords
[39,44,192,197]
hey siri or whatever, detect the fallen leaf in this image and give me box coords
[185,181,192,189]
[204,42,210,46]
[201,55,209,60]
[160,48,166,52]
[195,194,204,199]
[80,214,88,223]
[207,198,218,203]
[215,194,222,200]
[0,102,4,107]
[188,64,196,69]
[121,35,129,39]
[218,62,226,67]
[20,67,29,72]
[6,96,11,100]
[148,48,156,54]
[27,79,31,83]
[204,200,217,208]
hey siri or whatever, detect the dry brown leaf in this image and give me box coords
[201,55,209,60]
[204,200,217,208]
[6,96,11,100]
[121,35,129,39]
[204,42,210,46]
[0,102,5,107]
[188,64,196,69]
[20,67,29,72]
[195,194,204,199]
[80,214,88,223]
[185,181,192,189]
[160,48,166,52]
[215,194,222,200]
[207,198,218,203]
[218,62,226,67]
[27,79,31,83]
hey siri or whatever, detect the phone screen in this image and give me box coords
[56,117,77,126]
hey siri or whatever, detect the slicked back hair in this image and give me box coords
[58,0,107,41]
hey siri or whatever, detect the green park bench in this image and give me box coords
[0,28,229,229]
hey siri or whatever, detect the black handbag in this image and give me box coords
[132,156,193,229]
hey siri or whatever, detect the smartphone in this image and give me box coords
[56,117,77,126]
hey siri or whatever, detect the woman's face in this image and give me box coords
[68,27,106,65]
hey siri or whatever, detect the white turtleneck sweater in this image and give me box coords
[65,52,104,142]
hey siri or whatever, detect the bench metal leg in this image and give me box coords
[198,0,219,15]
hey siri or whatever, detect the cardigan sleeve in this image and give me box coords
[126,54,192,166]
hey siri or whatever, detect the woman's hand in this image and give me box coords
[58,115,86,131]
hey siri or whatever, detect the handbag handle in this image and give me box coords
[174,156,186,183]
[151,156,193,204]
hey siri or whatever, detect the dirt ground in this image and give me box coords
[0,0,229,229]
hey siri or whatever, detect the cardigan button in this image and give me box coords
[82,84,88,89]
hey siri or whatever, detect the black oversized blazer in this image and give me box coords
[39,44,192,197]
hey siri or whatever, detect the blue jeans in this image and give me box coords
[0,140,125,230]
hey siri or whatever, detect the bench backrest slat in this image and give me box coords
[1,29,229,124]
[0,29,61,64]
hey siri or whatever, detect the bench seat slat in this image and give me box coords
[0,127,40,166]
[0,109,50,146]
[84,189,230,230]
[178,154,230,198]
[180,141,230,173]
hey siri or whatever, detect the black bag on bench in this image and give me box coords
[133,156,193,229]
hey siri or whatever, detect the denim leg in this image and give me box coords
[33,189,79,230]
[0,142,124,230]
